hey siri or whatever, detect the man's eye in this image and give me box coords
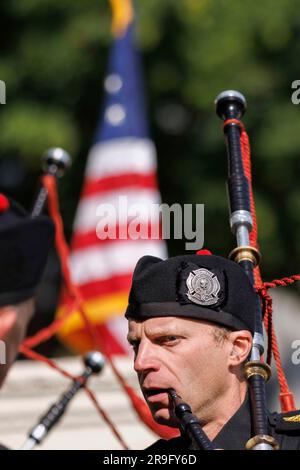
[158,336,179,345]
[130,341,139,352]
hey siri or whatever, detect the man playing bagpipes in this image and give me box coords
[125,251,300,450]
[125,90,300,451]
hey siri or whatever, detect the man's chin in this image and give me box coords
[151,408,179,428]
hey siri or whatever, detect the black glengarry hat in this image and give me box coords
[0,194,54,307]
[125,250,256,335]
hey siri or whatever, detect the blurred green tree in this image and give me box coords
[1,0,300,280]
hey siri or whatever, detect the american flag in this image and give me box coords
[57,3,167,355]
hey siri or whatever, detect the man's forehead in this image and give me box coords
[127,316,206,337]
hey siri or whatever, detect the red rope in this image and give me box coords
[20,344,75,381]
[264,275,300,289]
[83,387,129,449]
[257,280,297,412]
[19,344,129,449]
[223,118,296,412]
[43,175,100,350]
[22,301,76,349]
[28,174,179,441]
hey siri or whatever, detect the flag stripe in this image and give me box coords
[69,240,167,285]
[85,138,157,180]
[58,324,129,355]
[106,316,132,352]
[73,188,162,233]
[58,291,130,330]
[72,222,163,251]
[57,291,133,353]
[79,277,131,298]
[60,274,132,302]
[81,172,158,198]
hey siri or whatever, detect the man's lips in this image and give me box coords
[143,388,171,403]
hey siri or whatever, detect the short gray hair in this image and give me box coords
[211,325,233,346]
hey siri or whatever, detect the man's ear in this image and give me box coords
[0,308,17,340]
[228,330,252,366]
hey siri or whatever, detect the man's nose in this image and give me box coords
[133,341,160,374]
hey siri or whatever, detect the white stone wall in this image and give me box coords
[0,356,156,450]
[268,289,300,409]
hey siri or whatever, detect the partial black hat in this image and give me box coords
[125,250,256,335]
[0,194,55,307]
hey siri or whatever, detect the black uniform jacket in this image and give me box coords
[147,395,300,451]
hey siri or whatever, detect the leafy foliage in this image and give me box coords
[1,0,300,279]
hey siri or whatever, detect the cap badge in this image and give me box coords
[186,268,220,306]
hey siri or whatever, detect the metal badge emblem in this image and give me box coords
[186,268,220,306]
